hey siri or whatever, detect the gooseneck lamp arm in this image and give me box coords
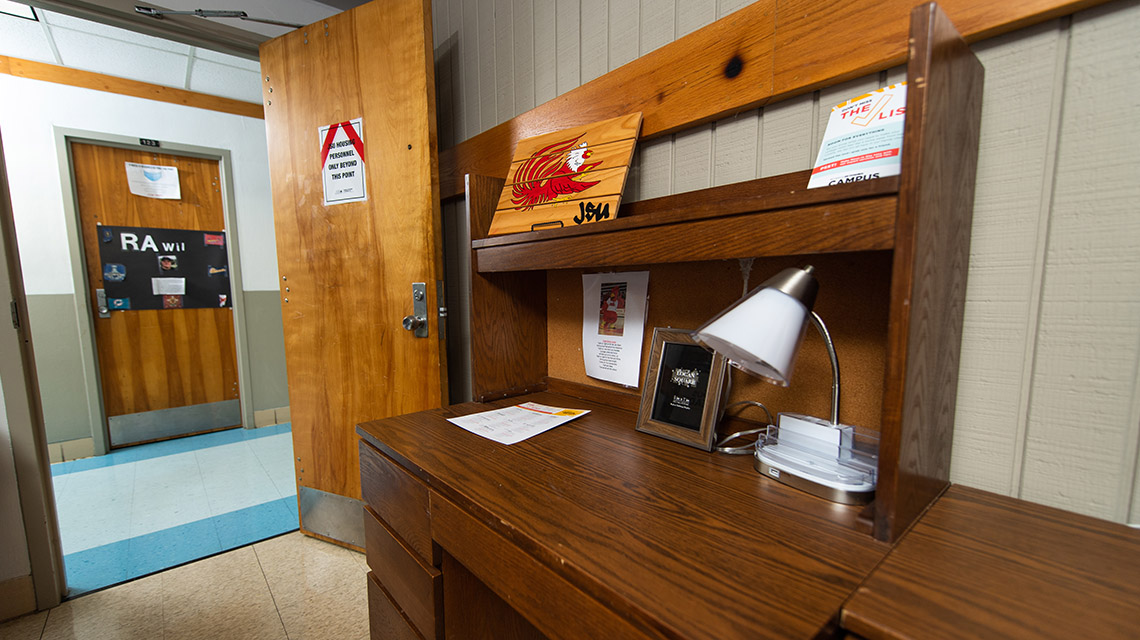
[808,311,840,426]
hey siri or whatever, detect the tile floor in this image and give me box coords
[50,424,299,596]
[0,531,371,640]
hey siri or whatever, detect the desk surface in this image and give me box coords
[842,484,1140,639]
[358,390,890,640]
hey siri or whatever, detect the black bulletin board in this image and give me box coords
[97,225,232,311]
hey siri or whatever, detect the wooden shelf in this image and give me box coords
[473,172,899,272]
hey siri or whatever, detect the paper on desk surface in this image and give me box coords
[446,402,590,445]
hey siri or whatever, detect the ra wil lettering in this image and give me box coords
[120,233,185,253]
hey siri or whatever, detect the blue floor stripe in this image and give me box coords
[64,496,299,597]
[52,422,292,477]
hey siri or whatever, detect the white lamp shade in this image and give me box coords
[695,287,809,385]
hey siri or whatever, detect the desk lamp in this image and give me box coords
[694,265,877,505]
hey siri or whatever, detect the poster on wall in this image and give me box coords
[582,271,649,387]
[807,82,907,189]
[124,162,181,199]
[97,225,231,311]
[319,117,367,206]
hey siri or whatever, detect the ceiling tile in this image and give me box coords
[52,29,189,87]
[43,9,191,54]
[0,13,55,62]
[188,59,263,103]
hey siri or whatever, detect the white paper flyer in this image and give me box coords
[446,402,590,445]
[582,271,649,387]
[807,82,907,189]
[124,162,181,199]
[319,117,367,206]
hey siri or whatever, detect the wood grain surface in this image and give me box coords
[71,142,239,425]
[364,507,442,639]
[358,391,890,640]
[441,551,547,640]
[475,195,897,272]
[367,573,424,640]
[877,2,984,543]
[841,485,1140,639]
[437,0,1108,198]
[260,0,446,502]
[360,441,437,566]
[466,175,547,401]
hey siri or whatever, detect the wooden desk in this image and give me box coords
[358,390,890,640]
[842,485,1140,639]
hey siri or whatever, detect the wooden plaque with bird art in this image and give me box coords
[487,113,643,236]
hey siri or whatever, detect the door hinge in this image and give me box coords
[10,299,19,330]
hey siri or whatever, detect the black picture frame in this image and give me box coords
[636,328,728,451]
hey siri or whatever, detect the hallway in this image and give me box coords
[51,424,298,596]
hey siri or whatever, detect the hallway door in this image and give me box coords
[260,0,447,546]
[72,142,240,447]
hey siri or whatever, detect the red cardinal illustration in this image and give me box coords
[511,133,602,211]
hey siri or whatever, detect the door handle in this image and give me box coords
[95,289,111,318]
[403,282,428,338]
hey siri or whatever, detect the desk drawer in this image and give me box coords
[367,571,424,640]
[366,506,442,640]
[430,494,657,640]
[360,440,436,565]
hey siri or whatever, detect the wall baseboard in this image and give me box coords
[254,406,291,428]
[48,437,95,463]
[0,574,36,622]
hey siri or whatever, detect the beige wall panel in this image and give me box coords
[712,110,760,187]
[25,294,89,444]
[1020,1,1140,521]
[533,0,557,105]
[634,136,674,200]
[478,0,498,133]
[461,0,480,139]
[609,0,641,69]
[948,20,1065,496]
[677,0,716,37]
[495,0,515,123]
[514,0,535,115]
[640,0,675,55]
[581,0,608,83]
[759,93,815,177]
[673,125,713,194]
[556,0,581,95]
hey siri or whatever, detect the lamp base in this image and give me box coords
[754,449,875,506]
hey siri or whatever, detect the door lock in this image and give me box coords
[404,282,428,338]
[95,289,111,318]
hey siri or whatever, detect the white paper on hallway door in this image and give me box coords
[582,271,649,387]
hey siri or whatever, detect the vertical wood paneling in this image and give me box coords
[717,0,753,16]
[672,125,713,193]
[461,0,481,136]
[1020,1,1140,521]
[609,0,639,69]
[712,110,760,186]
[581,0,608,83]
[948,21,1065,496]
[635,136,674,200]
[556,0,581,96]
[477,0,497,132]
[759,93,814,177]
[495,0,515,123]
[533,0,557,104]
[640,0,676,55]
[514,0,535,115]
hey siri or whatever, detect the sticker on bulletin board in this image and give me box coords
[319,117,367,206]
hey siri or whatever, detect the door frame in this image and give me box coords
[53,127,256,454]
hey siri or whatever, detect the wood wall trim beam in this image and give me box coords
[439,0,1109,199]
[0,55,264,120]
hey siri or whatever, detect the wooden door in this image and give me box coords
[72,142,239,447]
[260,0,447,545]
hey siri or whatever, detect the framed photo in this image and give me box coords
[636,328,729,451]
